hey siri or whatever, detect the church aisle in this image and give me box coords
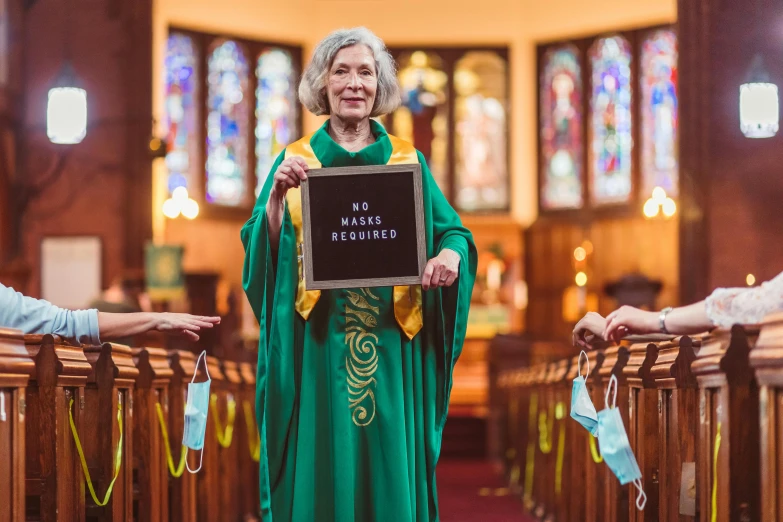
[436,460,534,522]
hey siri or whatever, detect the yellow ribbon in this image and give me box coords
[554,402,566,495]
[210,393,236,448]
[68,397,123,507]
[711,421,722,522]
[154,402,187,478]
[242,400,261,462]
[284,132,424,340]
[538,403,554,454]
[589,433,603,463]
[523,392,538,505]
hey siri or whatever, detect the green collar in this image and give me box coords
[309,119,392,167]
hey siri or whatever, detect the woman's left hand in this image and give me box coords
[422,249,460,290]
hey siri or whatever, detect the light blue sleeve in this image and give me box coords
[0,283,101,345]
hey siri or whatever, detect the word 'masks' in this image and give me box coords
[331,202,398,242]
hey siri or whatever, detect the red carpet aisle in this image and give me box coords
[436,460,535,522]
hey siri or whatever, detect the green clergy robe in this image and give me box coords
[241,119,477,522]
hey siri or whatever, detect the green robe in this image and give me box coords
[241,119,477,522]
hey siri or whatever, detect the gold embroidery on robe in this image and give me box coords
[345,288,381,426]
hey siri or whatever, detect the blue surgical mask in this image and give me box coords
[182,350,211,473]
[597,374,647,511]
[570,351,599,436]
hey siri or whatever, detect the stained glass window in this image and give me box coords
[641,30,678,197]
[206,39,250,207]
[164,33,199,196]
[395,51,449,193]
[589,36,633,205]
[454,51,509,211]
[256,48,298,196]
[540,46,583,210]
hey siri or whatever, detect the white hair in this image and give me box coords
[298,27,401,117]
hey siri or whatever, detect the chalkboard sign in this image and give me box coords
[301,164,426,290]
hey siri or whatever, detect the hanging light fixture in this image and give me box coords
[740,55,779,138]
[47,0,87,144]
[47,61,87,144]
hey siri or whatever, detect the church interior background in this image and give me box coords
[4,0,783,519]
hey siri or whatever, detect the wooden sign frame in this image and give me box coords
[301,164,427,290]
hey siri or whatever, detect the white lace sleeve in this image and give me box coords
[705,271,783,327]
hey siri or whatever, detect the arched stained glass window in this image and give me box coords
[589,36,633,205]
[206,39,250,207]
[395,51,449,193]
[256,48,298,196]
[540,45,583,210]
[641,29,678,197]
[454,51,509,212]
[164,33,199,195]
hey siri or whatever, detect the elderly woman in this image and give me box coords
[241,27,477,522]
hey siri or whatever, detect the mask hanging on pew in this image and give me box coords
[597,374,647,511]
[183,350,211,473]
[570,350,599,436]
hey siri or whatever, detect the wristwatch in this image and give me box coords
[659,307,673,334]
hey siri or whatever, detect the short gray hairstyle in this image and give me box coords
[298,27,401,117]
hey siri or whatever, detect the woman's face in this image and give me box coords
[326,44,377,124]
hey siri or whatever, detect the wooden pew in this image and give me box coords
[0,328,34,522]
[598,342,630,522]
[531,362,555,518]
[23,334,91,522]
[218,360,242,522]
[197,356,224,522]
[580,348,606,522]
[496,368,521,495]
[549,358,572,522]
[522,363,547,513]
[624,338,661,522]
[82,342,138,521]
[693,325,759,522]
[166,351,198,522]
[651,335,700,522]
[238,361,260,521]
[749,313,783,520]
[132,347,174,522]
[564,354,587,522]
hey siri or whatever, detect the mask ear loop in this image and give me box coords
[185,350,210,474]
[605,374,618,410]
[579,351,590,381]
[192,350,211,383]
[633,478,647,510]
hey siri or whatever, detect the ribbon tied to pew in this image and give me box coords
[242,400,261,462]
[68,392,123,507]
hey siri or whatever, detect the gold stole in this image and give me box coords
[283,133,424,340]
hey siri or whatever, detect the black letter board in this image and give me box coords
[300,164,426,290]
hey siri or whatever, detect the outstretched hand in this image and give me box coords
[154,313,221,341]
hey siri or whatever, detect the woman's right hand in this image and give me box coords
[269,157,309,202]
